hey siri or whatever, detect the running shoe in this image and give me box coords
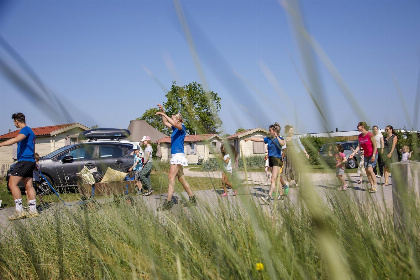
[376,175,381,178]
[277,195,285,201]
[157,200,174,211]
[143,189,154,196]
[368,187,377,193]
[189,195,197,206]
[26,209,40,218]
[342,185,348,191]
[220,192,228,197]
[261,195,272,204]
[8,211,26,220]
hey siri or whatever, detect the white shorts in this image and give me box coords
[170,153,188,166]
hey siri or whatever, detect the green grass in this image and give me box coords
[0,171,419,279]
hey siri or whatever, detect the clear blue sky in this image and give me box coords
[1,0,419,136]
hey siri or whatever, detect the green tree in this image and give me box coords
[140,82,222,135]
[235,128,246,134]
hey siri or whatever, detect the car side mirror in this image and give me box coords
[62,155,74,163]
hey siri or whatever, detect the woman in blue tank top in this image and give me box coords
[155,104,196,210]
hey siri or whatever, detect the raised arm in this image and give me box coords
[155,104,172,129]
[349,143,360,159]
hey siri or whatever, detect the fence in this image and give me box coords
[0,163,11,177]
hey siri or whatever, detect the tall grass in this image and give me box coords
[0,181,419,279]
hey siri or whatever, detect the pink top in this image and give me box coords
[335,152,346,169]
[359,132,374,157]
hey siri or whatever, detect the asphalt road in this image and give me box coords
[0,172,394,227]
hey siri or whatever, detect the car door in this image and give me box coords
[55,144,97,186]
[95,143,134,175]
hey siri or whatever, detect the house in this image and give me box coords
[0,123,90,176]
[157,134,223,164]
[227,128,270,157]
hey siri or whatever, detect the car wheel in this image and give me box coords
[347,158,357,169]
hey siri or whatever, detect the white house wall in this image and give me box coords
[239,132,268,157]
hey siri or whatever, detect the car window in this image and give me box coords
[68,146,95,160]
[98,145,123,158]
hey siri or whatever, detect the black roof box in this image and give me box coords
[81,128,131,140]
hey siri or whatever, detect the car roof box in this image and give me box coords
[81,128,131,140]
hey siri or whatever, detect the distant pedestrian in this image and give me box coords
[372,125,384,178]
[349,122,378,193]
[155,104,196,210]
[329,144,348,190]
[283,125,309,186]
[400,145,413,162]
[264,145,271,185]
[0,113,38,220]
[246,122,288,203]
[383,125,398,186]
[219,143,238,197]
[140,136,154,196]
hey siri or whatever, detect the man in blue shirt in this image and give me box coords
[0,113,38,220]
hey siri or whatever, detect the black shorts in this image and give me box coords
[268,156,283,168]
[10,161,36,178]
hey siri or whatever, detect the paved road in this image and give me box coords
[0,171,394,227]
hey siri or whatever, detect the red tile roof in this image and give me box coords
[157,134,218,143]
[0,123,89,139]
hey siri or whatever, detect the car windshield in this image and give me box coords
[341,142,357,151]
[42,145,76,159]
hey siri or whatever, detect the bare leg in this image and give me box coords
[366,166,377,187]
[167,164,178,201]
[384,167,389,185]
[178,175,194,196]
[269,166,280,197]
[23,177,36,200]
[8,175,23,200]
[221,173,228,194]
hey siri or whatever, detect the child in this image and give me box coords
[356,149,366,184]
[331,144,348,190]
[401,145,413,162]
[219,144,237,197]
[128,145,143,194]
[140,136,154,196]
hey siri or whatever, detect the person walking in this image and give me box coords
[329,144,348,190]
[0,113,38,220]
[245,122,288,203]
[283,125,309,186]
[383,125,398,186]
[155,104,196,210]
[219,143,238,197]
[372,125,384,178]
[349,122,378,193]
[139,136,154,196]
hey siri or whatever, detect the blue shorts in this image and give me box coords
[364,155,377,169]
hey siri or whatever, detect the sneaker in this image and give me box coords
[232,190,237,196]
[368,187,377,193]
[376,175,381,178]
[220,192,228,197]
[338,186,343,191]
[189,195,197,206]
[277,195,284,200]
[8,211,26,220]
[342,185,348,191]
[261,195,272,204]
[357,180,361,184]
[283,185,289,196]
[143,189,154,196]
[157,200,174,211]
[26,209,40,218]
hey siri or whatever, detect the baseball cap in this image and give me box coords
[141,136,151,141]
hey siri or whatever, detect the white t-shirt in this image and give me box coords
[401,152,410,162]
[374,133,383,149]
[223,154,232,173]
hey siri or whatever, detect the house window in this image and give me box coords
[253,142,265,154]
[188,142,196,155]
[209,141,220,154]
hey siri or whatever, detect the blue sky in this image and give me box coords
[0,0,419,137]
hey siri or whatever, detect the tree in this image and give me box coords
[140,82,222,135]
[235,128,246,134]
